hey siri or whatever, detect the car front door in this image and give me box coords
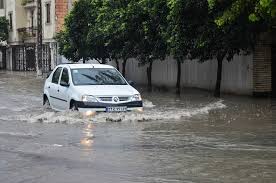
[48,67,62,110]
[57,67,70,110]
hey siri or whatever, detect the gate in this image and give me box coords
[11,44,51,72]
[42,44,51,73]
[0,47,6,69]
[25,45,36,71]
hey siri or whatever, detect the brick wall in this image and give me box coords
[253,33,272,96]
[55,0,68,32]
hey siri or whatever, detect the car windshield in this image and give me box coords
[71,68,128,85]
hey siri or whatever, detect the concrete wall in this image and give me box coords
[6,0,17,43]
[0,0,5,16]
[116,54,253,95]
[15,0,28,29]
[43,0,56,41]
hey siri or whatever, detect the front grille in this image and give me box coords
[98,96,130,102]
[99,97,112,102]
[118,97,129,101]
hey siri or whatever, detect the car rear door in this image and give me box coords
[48,67,62,110]
[57,67,70,110]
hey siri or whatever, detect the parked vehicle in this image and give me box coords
[43,64,143,112]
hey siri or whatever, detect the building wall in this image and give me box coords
[6,0,17,44]
[0,9,4,17]
[43,0,56,41]
[0,0,5,16]
[55,0,68,32]
[15,0,28,30]
[118,54,253,95]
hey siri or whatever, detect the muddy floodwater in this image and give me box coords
[0,71,276,183]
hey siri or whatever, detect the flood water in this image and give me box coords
[0,71,276,183]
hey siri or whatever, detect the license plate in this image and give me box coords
[106,106,127,112]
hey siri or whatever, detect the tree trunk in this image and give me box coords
[122,59,127,77]
[214,58,223,97]
[176,60,182,94]
[83,59,85,64]
[115,59,120,71]
[147,60,153,92]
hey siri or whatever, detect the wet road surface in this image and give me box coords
[0,71,276,183]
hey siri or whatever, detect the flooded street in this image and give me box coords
[0,71,276,183]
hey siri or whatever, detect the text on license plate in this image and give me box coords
[106,106,127,112]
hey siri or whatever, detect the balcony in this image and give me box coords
[17,27,37,41]
[22,0,36,9]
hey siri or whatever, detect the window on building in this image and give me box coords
[46,3,51,24]
[0,0,4,9]
[9,12,13,31]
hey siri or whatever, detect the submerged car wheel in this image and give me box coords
[43,96,51,109]
[71,101,79,111]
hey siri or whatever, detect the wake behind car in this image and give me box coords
[43,64,143,112]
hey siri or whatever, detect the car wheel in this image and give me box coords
[43,97,51,109]
[71,102,79,111]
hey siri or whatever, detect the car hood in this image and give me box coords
[74,85,139,96]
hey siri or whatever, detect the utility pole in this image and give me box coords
[36,0,43,76]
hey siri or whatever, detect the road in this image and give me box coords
[0,71,276,183]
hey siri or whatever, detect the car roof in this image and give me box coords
[58,63,115,69]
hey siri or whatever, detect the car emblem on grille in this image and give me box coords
[113,96,119,103]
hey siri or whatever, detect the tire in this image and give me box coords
[71,102,79,111]
[43,97,51,109]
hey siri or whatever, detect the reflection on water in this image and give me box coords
[80,123,94,151]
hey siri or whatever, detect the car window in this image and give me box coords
[52,67,62,84]
[60,68,69,84]
[71,68,127,85]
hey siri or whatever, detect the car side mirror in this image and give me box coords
[60,81,70,87]
[128,80,134,86]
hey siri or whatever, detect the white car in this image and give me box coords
[43,64,143,112]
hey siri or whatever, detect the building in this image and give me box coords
[0,0,74,72]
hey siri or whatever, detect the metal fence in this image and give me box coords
[11,44,52,72]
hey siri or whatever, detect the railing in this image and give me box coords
[17,27,37,40]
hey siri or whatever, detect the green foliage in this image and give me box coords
[56,0,263,95]
[134,0,169,65]
[95,0,138,61]
[21,0,34,6]
[57,0,169,66]
[56,0,107,62]
[208,0,276,26]
[56,0,89,62]
[0,17,9,42]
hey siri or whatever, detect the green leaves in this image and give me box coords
[208,0,276,26]
[0,17,9,42]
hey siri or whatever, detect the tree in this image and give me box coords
[56,0,109,63]
[208,0,276,26]
[134,0,169,91]
[56,0,92,62]
[0,17,9,42]
[169,0,257,97]
[167,0,191,94]
[96,0,139,76]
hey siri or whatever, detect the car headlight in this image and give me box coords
[131,94,142,101]
[82,95,98,102]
